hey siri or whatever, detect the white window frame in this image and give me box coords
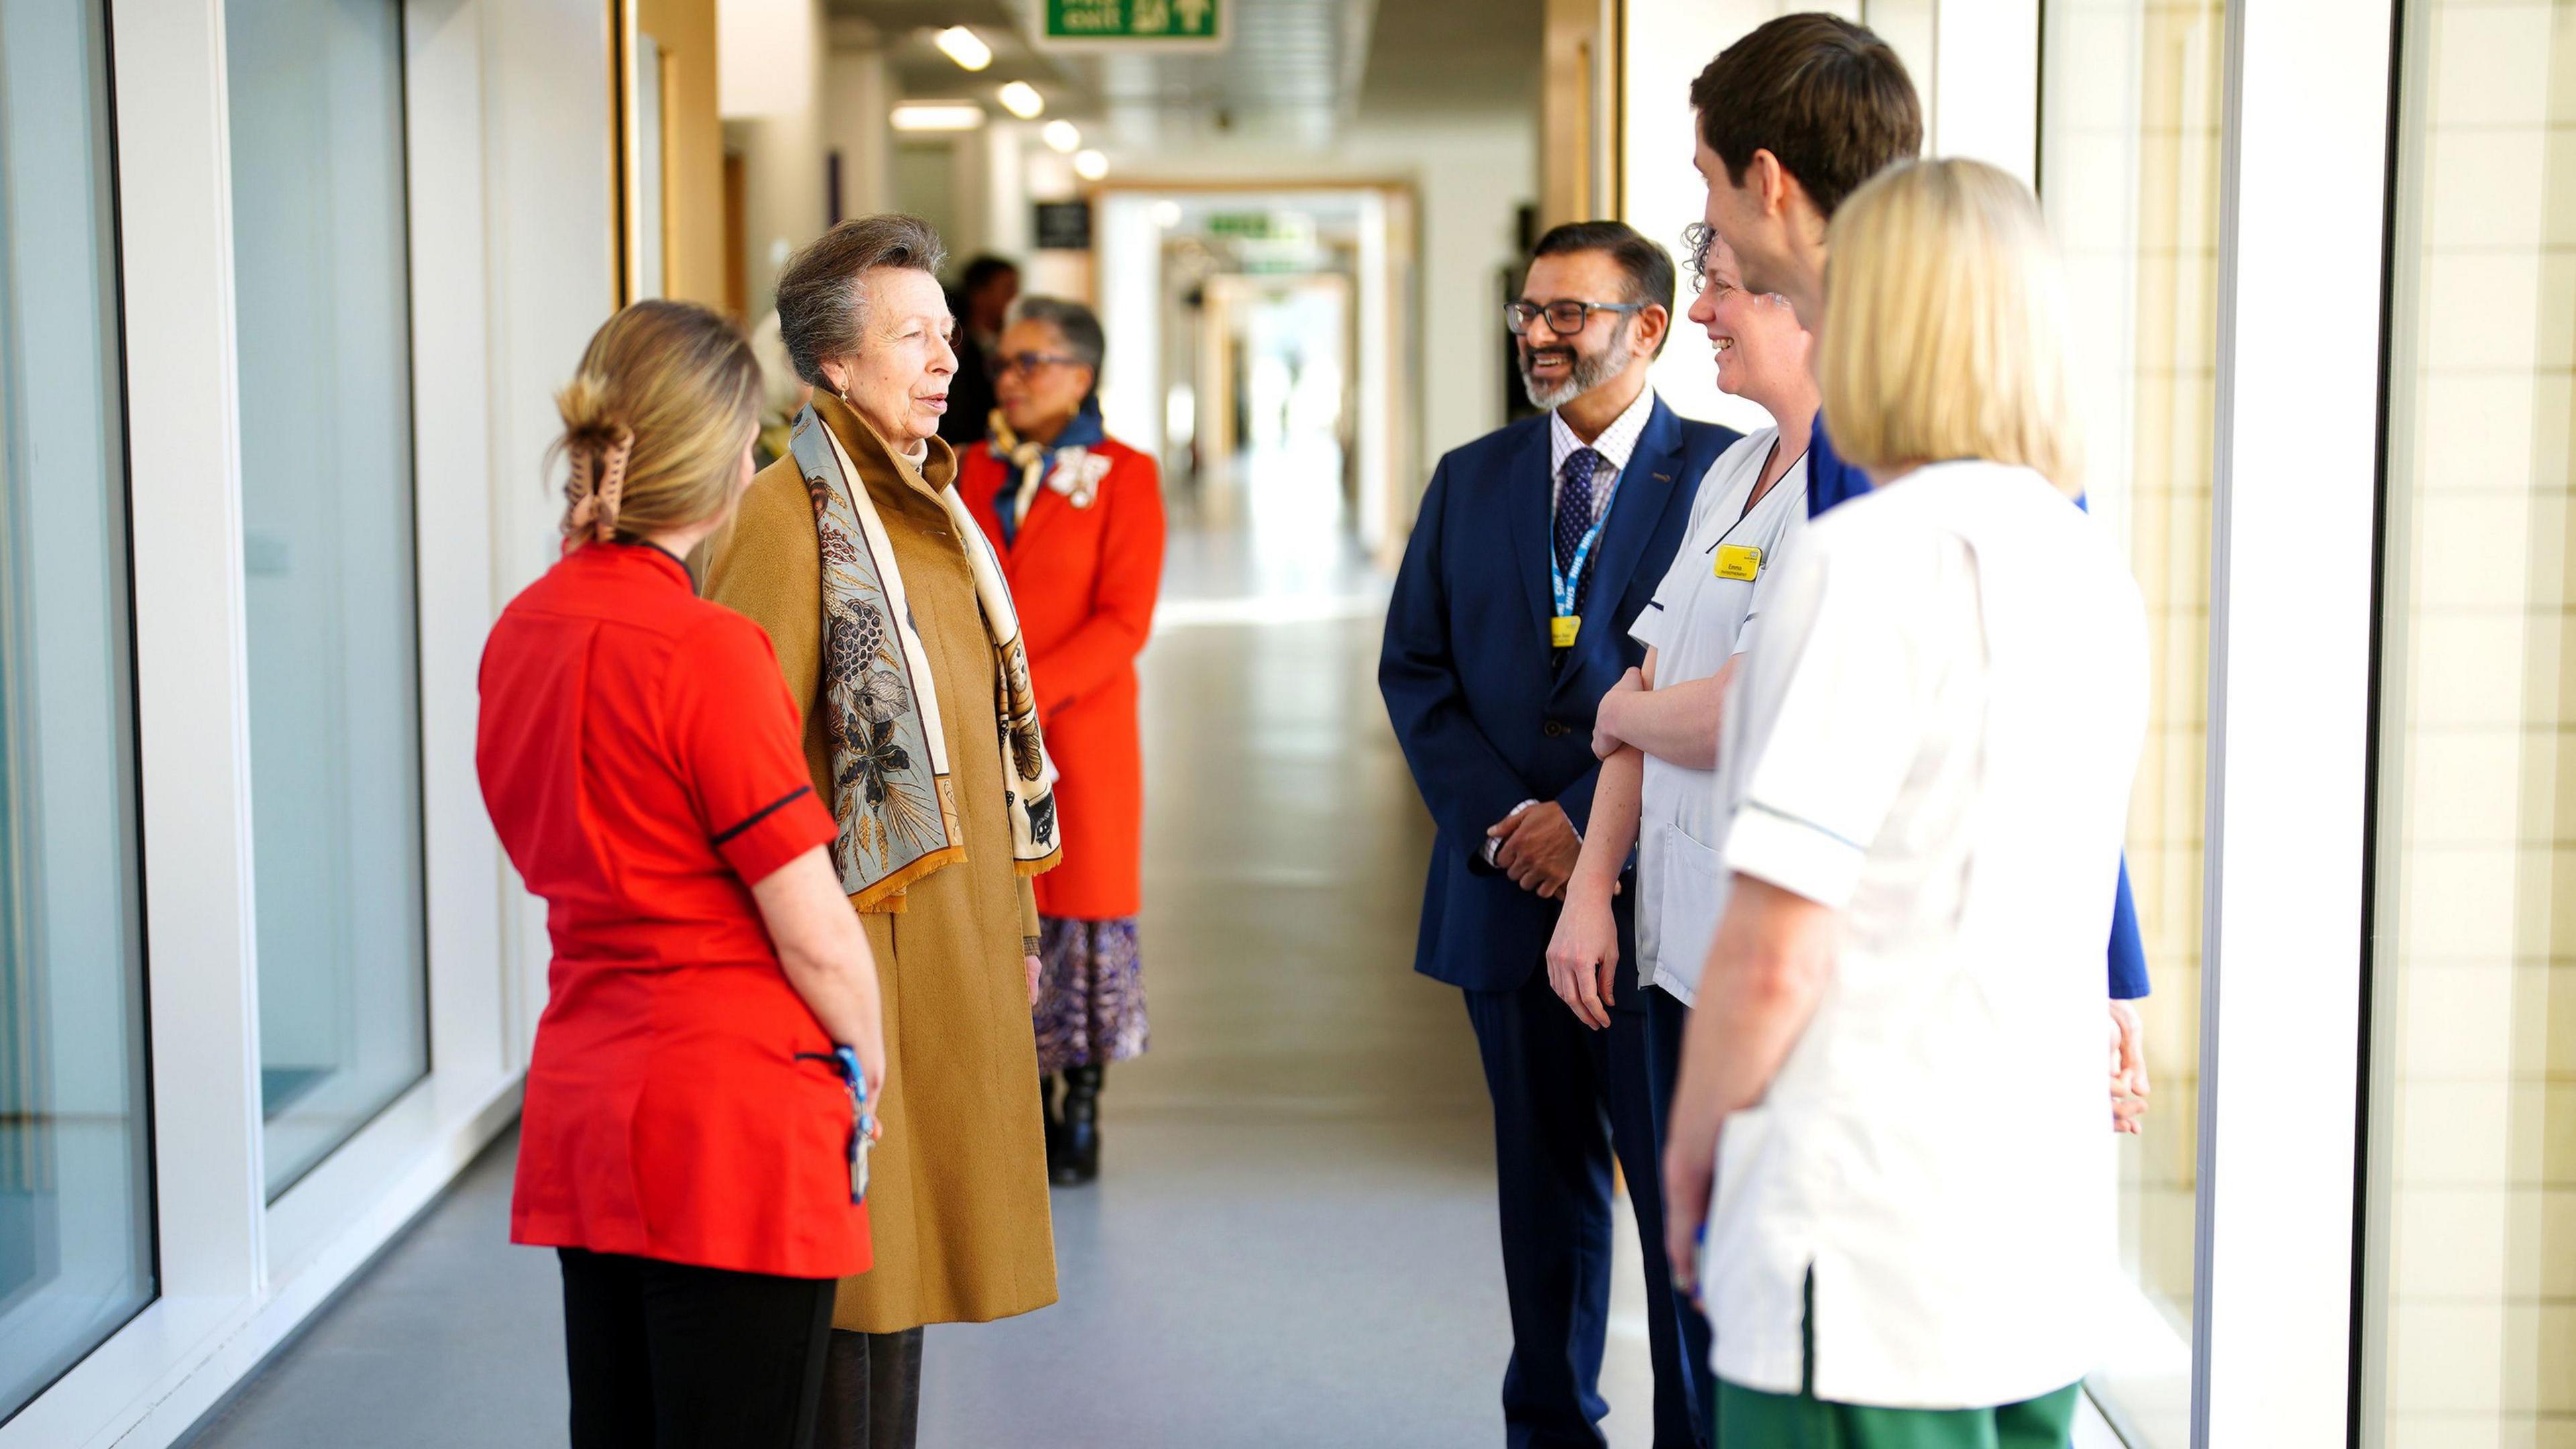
[0,2,600,1443]
[2191,0,2394,1444]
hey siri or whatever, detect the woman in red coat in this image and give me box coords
[961,297,1165,1185]
[476,301,886,1447]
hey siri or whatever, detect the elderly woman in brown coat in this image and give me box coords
[703,215,1058,1449]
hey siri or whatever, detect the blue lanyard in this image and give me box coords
[1550,480,1619,617]
[800,1046,874,1204]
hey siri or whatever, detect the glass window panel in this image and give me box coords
[224,0,427,1200]
[2365,3,2576,1444]
[2039,1,2226,1441]
[0,0,154,1420]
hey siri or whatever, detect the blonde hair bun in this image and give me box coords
[549,300,763,546]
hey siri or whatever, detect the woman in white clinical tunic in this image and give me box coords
[1661,158,2148,1446]
[1544,229,1816,1028]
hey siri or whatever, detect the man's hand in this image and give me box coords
[1594,667,1646,760]
[1544,874,1622,1029]
[1026,954,1044,1009]
[1490,801,1582,898]
[2109,1000,2150,1134]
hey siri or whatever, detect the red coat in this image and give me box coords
[477,543,868,1281]
[961,435,1165,919]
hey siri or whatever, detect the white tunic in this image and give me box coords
[1626,427,1808,1002]
[1698,460,2146,1409]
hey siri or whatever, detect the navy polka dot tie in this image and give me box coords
[1556,447,1603,608]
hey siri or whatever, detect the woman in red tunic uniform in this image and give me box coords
[960,297,1165,1185]
[476,301,887,1449]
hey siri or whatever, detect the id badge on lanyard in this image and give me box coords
[1552,502,1613,648]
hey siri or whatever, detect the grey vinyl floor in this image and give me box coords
[179,461,1666,1448]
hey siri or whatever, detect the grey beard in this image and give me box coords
[1519,329,1628,411]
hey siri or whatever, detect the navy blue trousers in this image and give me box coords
[1464,974,1713,1448]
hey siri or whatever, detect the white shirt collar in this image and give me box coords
[1550,384,1658,480]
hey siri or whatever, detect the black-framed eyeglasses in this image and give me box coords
[994,351,1083,378]
[1505,299,1645,337]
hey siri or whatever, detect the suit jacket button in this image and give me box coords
[1543,720,1568,738]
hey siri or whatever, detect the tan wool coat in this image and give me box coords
[702,394,1058,1333]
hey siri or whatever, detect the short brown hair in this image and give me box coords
[1690,14,1923,219]
[774,214,949,386]
[552,300,761,542]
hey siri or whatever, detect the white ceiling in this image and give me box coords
[833,0,1540,150]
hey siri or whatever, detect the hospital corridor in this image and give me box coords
[1,2,2567,1448]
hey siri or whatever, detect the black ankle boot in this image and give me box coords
[1053,1065,1103,1185]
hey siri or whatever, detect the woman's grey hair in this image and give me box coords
[1011,295,1106,377]
[773,214,949,386]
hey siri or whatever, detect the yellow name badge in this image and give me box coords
[1551,614,1582,648]
[1715,543,1764,581]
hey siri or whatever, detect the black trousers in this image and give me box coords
[557,1248,836,1449]
[1464,975,1709,1449]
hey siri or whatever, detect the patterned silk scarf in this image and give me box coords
[791,403,1060,911]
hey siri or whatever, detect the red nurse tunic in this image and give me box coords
[476,541,869,1281]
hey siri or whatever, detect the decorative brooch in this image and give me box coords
[1049,451,1115,511]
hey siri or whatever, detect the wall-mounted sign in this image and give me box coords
[1041,0,1224,49]
[1034,200,1094,251]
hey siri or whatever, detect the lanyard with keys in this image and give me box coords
[800,1044,875,1203]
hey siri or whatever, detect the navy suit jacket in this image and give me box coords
[1381,398,1741,994]
[1809,414,2151,1000]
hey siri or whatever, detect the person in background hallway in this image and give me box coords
[704,216,1061,1449]
[939,254,1020,451]
[960,297,1168,1187]
[1380,220,1739,1449]
[476,300,885,1449]
[1690,12,2153,1124]
[1664,157,2146,1448]
[1543,225,1816,1427]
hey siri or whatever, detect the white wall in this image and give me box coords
[724,0,825,323]
[822,31,892,222]
[719,0,814,118]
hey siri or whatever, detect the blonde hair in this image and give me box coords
[553,300,762,543]
[1817,158,2082,497]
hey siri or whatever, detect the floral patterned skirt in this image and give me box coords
[1032,915,1148,1073]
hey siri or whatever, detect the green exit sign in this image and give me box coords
[1043,0,1223,45]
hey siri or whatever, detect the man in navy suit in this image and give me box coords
[1381,221,1739,1449]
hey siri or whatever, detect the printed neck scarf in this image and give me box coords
[793,400,1060,911]
[989,399,1110,546]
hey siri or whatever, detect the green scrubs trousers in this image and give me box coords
[1712,1272,2082,1448]
[1715,1379,2080,1448]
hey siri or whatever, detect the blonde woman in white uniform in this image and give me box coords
[1662,158,2146,1446]
[1545,228,1815,1028]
